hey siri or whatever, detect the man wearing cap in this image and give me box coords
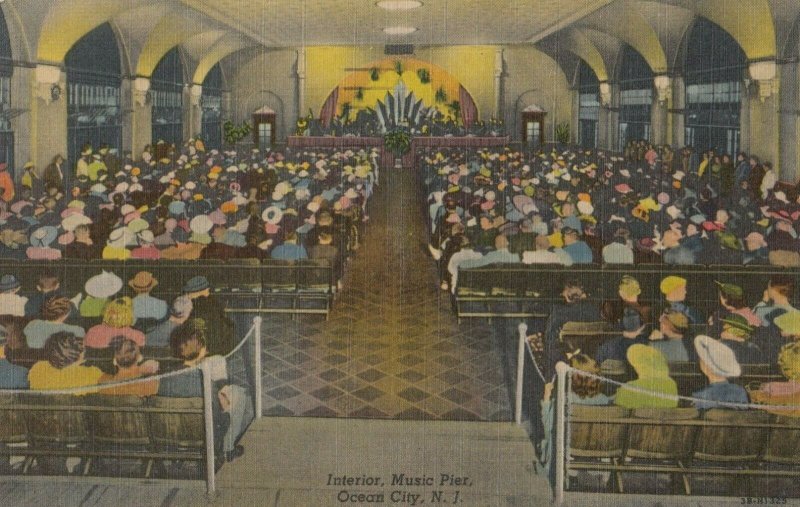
[129,272,168,323]
[649,310,690,362]
[0,275,27,317]
[182,276,234,356]
[718,314,764,364]
[692,335,749,409]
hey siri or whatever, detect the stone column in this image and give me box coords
[494,48,504,120]
[571,88,580,144]
[296,48,306,122]
[129,77,152,155]
[597,81,616,150]
[32,64,67,169]
[9,65,33,172]
[779,60,799,182]
[747,60,780,169]
[189,84,203,139]
[670,75,686,148]
[651,75,671,146]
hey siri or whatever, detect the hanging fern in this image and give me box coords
[223,120,252,145]
[370,67,380,81]
[435,87,447,103]
[416,68,431,84]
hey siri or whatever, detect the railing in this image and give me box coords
[0,316,264,495]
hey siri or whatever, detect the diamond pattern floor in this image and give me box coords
[254,169,512,421]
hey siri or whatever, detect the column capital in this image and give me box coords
[748,59,778,101]
[653,75,672,104]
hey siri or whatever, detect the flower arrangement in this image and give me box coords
[384,129,412,156]
[223,120,252,145]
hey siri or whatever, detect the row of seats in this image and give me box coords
[568,406,800,495]
[0,394,207,478]
[455,263,800,320]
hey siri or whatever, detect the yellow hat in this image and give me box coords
[778,342,800,381]
[619,275,641,298]
[660,276,687,295]
[775,311,800,336]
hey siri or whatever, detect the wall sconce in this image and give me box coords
[749,60,778,102]
[35,65,62,104]
[133,77,151,107]
[599,82,612,106]
[653,75,671,104]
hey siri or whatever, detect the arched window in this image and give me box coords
[577,61,600,149]
[618,45,653,150]
[684,18,746,155]
[0,7,14,173]
[201,63,223,150]
[151,47,186,148]
[65,23,122,177]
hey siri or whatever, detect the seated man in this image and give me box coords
[560,227,593,264]
[648,309,690,363]
[24,272,63,318]
[158,320,252,462]
[521,234,571,266]
[0,275,27,317]
[692,335,749,409]
[129,271,168,323]
[753,275,798,328]
[24,296,86,349]
[459,234,520,269]
[147,296,193,349]
[270,232,308,260]
[182,276,235,356]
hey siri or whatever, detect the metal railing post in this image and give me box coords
[515,323,527,425]
[554,361,568,505]
[253,316,263,419]
[200,362,216,496]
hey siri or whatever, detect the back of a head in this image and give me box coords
[535,234,550,251]
[770,275,795,298]
[37,272,59,292]
[111,336,139,368]
[570,354,602,399]
[44,331,83,369]
[170,318,207,360]
[103,297,134,328]
[494,234,509,250]
[171,295,193,319]
[41,296,73,322]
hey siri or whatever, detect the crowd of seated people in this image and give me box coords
[0,140,376,277]
[421,144,800,291]
[0,270,250,468]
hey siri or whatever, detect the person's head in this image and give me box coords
[659,309,689,338]
[36,272,60,293]
[41,296,72,322]
[778,341,800,382]
[318,231,333,245]
[284,232,298,244]
[44,331,84,369]
[715,209,729,224]
[562,227,579,246]
[170,318,208,363]
[562,280,587,303]
[182,276,211,298]
[170,295,193,323]
[660,276,687,303]
[694,335,741,381]
[661,228,681,249]
[494,234,509,250]
[744,231,767,252]
[74,224,91,243]
[768,275,794,302]
[618,275,641,301]
[102,297,134,329]
[569,354,602,399]
[0,274,21,294]
[534,234,550,251]
[110,336,141,369]
[211,225,227,243]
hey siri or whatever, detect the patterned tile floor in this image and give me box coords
[252,169,513,421]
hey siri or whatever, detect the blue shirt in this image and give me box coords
[459,248,520,269]
[270,243,308,260]
[692,381,749,410]
[562,241,593,264]
[0,358,29,389]
[132,294,168,322]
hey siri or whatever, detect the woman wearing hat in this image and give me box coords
[615,344,679,409]
[26,226,61,260]
[692,335,749,409]
[748,341,800,416]
[79,271,123,318]
[102,228,132,260]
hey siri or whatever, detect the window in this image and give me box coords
[0,6,14,173]
[201,64,223,150]
[618,45,653,150]
[151,47,186,148]
[684,18,746,156]
[577,61,599,149]
[65,23,122,185]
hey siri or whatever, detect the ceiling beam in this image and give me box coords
[180,0,276,46]
[525,0,615,44]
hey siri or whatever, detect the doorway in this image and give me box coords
[252,109,276,150]
[521,111,545,147]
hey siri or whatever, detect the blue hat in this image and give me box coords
[168,200,186,216]
[30,226,58,248]
[0,274,20,292]
[183,275,210,294]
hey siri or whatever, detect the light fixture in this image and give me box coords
[377,0,422,10]
[134,77,151,92]
[749,60,776,82]
[35,64,61,85]
[384,26,417,35]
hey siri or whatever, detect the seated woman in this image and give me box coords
[28,331,104,391]
[747,341,800,416]
[539,354,611,477]
[692,335,749,409]
[23,296,85,349]
[84,297,146,349]
[615,344,679,409]
[597,276,652,364]
[98,337,159,396]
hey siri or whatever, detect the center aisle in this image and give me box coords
[258,168,512,420]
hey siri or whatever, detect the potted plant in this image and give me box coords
[555,122,570,145]
[384,129,412,157]
[223,120,252,146]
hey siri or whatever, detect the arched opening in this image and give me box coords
[0,6,14,173]
[151,47,186,149]
[617,45,653,150]
[201,63,223,150]
[577,60,600,149]
[684,17,747,155]
[65,22,122,177]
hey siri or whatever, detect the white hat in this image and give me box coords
[137,230,155,244]
[262,206,283,225]
[85,271,123,299]
[120,204,136,216]
[107,227,129,248]
[576,201,594,216]
[694,335,741,378]
[185,181,197,191]
[62,213,92,232]
[114,182,129,194]
[190,215,214,234]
